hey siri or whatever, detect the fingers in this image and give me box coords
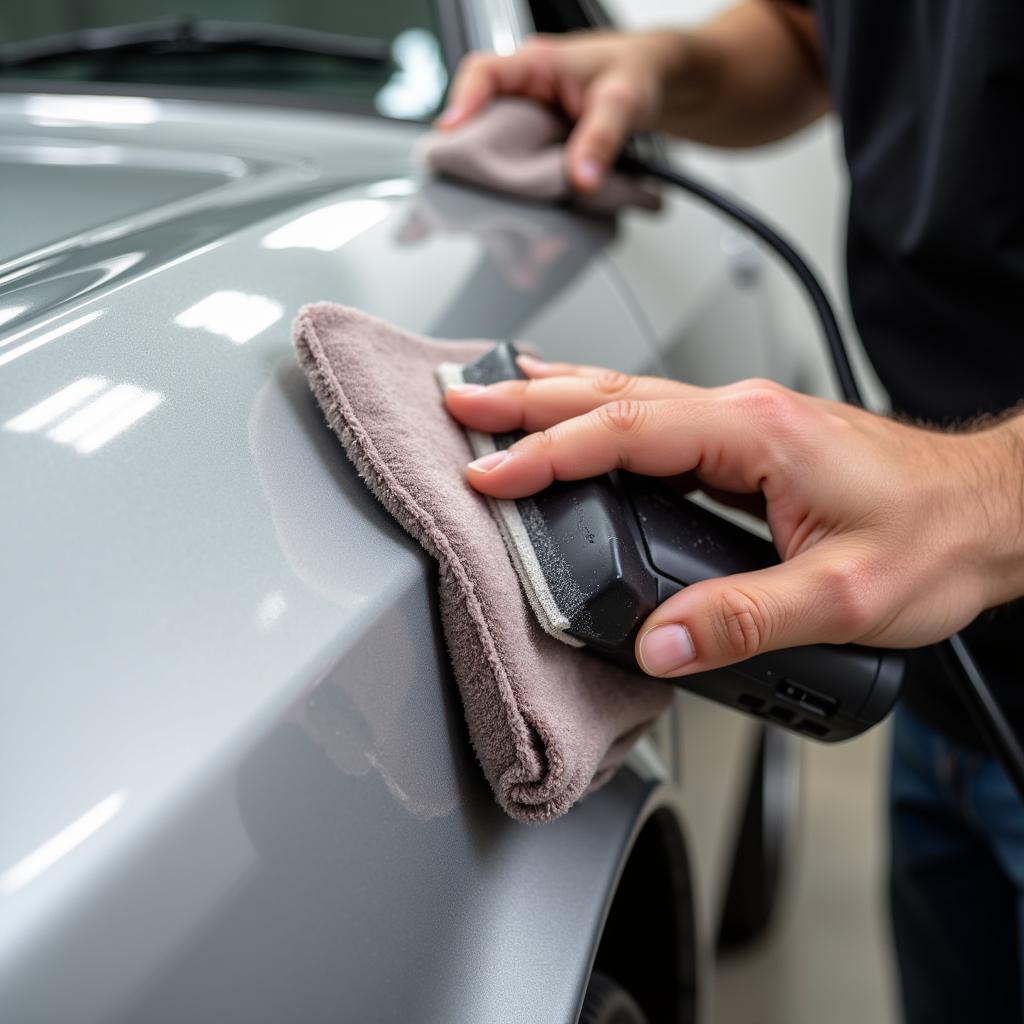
[635,544,874,677]
[516,353,608,378]
[566,74,647,191]
[446,368,700,434]
[438,46,650,193]
[438,50,538,130]
[447,360,878,673]
[463,391,795,499]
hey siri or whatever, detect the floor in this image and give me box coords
[713,725,901,1023]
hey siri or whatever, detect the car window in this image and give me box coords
[0,0,456,120]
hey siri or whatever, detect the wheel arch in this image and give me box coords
[576,788,701,1024]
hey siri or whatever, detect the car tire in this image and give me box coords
[579,971,650,1024]
[717,724,801,948]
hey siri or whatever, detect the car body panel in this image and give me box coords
[0,39,794,1016]
[0,93,679,1022]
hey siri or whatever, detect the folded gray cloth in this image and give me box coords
[293,303,671,822]
[418,97,661,214]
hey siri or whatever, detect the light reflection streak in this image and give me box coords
[363,178,418,199]
[48,383,146,444]
[0,305,27,329]
[5,377,164,453]
[260,199,389,252]
[24,94,160,125]
[175,290,283,345]
[4,377,106,433]
[0,258,61,289]
[0,310,103,368]
[22,144,123,167]
[75,389,164,454]
[0,791,126,895]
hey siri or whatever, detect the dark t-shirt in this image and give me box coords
[792,1,1024,746]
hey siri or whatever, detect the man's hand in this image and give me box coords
[438,31,675,193]
[436,4,830,194]
[446,359,1024,678]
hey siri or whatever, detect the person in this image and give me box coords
[437,3,1024,1021]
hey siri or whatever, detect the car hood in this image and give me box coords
[0,92,425,333]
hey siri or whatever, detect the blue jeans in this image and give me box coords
[890,705,1024,1022]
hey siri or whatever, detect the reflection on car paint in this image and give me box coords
[0,309,103,368]
[260,198,391,252]
[298,603,462,821]
[398,180,614,339]
[5,376,107,432]
[0,255,143,339]
[0,184,351,334]
[0,139,249,178]
[5,375,164,454]
[363,177,418,199]
[0,790,127,896]
[250,365,462,820]
[255,591,288,630]
[175,290,283,345]
[0,257,62,289]
[24,94,162,127]
[248,361,383,613]
[49,384,164,454]
[0,304,27,327]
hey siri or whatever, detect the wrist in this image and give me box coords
[958,418,1024,607]
[632,28,727,131]
[629,30,689,79]
[630,29,709,98]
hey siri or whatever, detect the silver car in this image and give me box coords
[0,2,806,1021]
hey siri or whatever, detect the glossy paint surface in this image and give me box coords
[0,79,790,1021]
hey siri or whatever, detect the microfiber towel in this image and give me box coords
[293,303,671,822]
[418,97,661,214]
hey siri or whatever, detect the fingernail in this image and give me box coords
[436,105,462,128]
[639,624,696,676]
[516,353,547,372]
[577,159,603,189]
[447,382,485,395]
[468,450,511,472]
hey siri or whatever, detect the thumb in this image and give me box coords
[634,547,870,678]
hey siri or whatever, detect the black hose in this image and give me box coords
[938,635,1024,799]
[617,151,1024,803]
[618,153,863,406]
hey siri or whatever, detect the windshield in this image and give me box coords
[0,1,451,120]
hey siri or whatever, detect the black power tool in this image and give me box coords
[459,341,901,743]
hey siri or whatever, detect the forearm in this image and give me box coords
[642,1,830,147]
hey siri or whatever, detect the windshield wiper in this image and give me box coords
[0,18,391,70]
